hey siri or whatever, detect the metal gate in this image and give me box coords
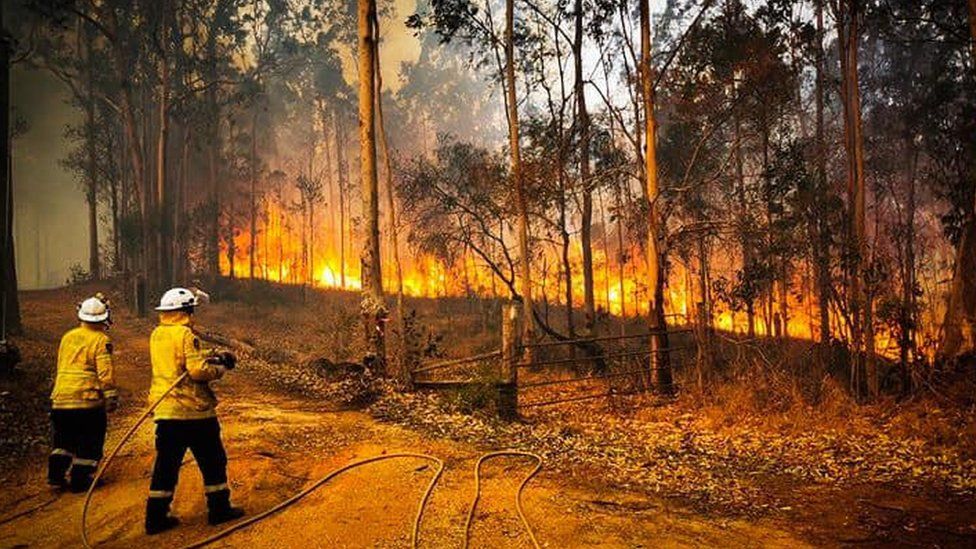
[411,302,696,417]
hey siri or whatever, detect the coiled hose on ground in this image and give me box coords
[464,451,543,549]
[78,371,543,548]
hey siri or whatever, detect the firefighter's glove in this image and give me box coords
[206,351,237,370]
[218,351,237,370]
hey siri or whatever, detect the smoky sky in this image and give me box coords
[12,65,87,290]
[9,0,672,291]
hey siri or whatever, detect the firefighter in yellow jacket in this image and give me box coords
[48,294,118,492]
[145,287,244,535]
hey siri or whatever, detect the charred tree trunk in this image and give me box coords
[640,0,672,393]
[0,2,21,336]
[358,0,386,371]
[574,0,595,333]
[814,0,831,344]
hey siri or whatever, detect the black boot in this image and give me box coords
[47,453,72,488]
[145,498,180,535]
[69,463,96,493]
[206,489,244,526]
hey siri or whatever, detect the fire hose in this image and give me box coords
[80,370,191,548]
[464,451,542,549]
[77,370,543,548]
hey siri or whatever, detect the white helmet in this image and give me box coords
[156,287,205,312]
[78,295,110,323]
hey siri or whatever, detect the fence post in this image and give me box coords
[134,275,147,318]
[498,302,521,420]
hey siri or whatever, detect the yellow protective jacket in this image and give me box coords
[149,311,225,420]
[51,324,118,409]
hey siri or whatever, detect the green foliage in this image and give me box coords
[446,363,503,414]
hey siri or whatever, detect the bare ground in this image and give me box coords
[0,286,974,548]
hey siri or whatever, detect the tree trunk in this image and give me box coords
[969,0,976,63]
[309,200,315,285]
[615,181,627,323]
[175,128,189,284]
[941,0,976,360]
[837,0,875,397]
[300,195,307,285]
[574,0,595,333]
[851,7,875,398]
[604,74,626,327]
[358,0,386,371]
[559,173,574,340]
[206,34,221,278]
[0,0,21,335]
[814,0,831,344]
[640,0,672,393]
[599,190,612,313]
[372,16,407,385]
[114,47,148,308]
[109,146,121,273]
[334,110,348,289]
[505,0,534,351]
[320,104,336,265]
[732,98,755,338]
[84,23,100,280]
[156,0,172,290]
[900,141,919,391]
[249,107,258,280]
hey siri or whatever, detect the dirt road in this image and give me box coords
[0,289,807,548]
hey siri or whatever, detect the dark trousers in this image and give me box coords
[49,408,107,488]
[148,418,229,502]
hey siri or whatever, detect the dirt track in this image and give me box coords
[0,289,809,548]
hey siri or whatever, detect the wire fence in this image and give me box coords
[517,387,651,409]
[520,328,694,350]
[410,327,698,410]
[519,345,696,369]
[411,350,502,375]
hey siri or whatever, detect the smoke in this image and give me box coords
[12,65,88,290]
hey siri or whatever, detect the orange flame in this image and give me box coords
[218,197,942,360]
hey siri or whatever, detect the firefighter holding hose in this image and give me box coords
[145,287,244,535]
[48,293,118,492]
